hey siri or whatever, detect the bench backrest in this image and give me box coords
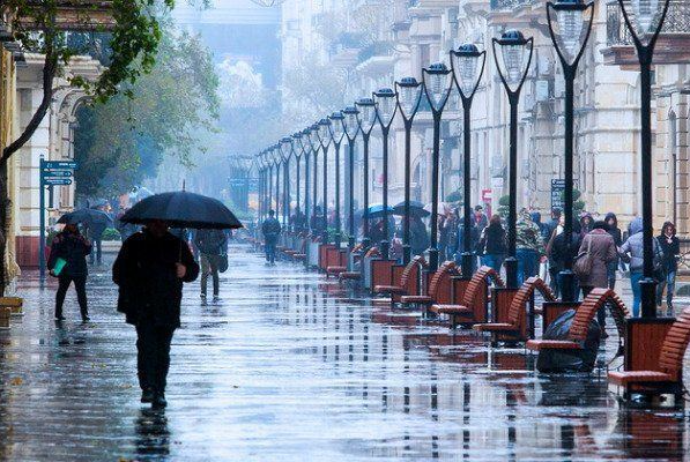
[568,288,631,342]
[659,307,690,380]
[364,247,380,258]
[508,277,556,326]
[461,266,505,307]
[429,261,459,299]
[399,256,427,288]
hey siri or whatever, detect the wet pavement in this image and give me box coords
[0,243,689,461]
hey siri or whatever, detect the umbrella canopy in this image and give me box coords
[393,200,430,218]
[355,203,395,219]
[120,191,243,230]
[424,202,452,216]
[58,208,113,226]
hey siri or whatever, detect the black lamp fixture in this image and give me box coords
[394,77,424,265]
[280,136,294,231]
[547,0,595,302]
[300,127,313,234]
[292,131,305,232]
[373,88,398,260]
[307,123,321,235]
[317,118,333,244]
[492,29,534,288]
[355,97,378,248]
[422,62,454,272]
[329,111,346,248]
[451,43,486,278]
[342,105,361,249]
[616,0,671,317]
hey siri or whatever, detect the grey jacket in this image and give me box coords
[621,217,663,272]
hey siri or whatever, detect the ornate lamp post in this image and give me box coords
[355,97,378,247]
[394,77,424,264]
[616,0,671,317]
[299,128,312,231]
[329,111,346,248]
[373,88,398,260]
[258,151,268,223]
[342,105,361,249]
[317,118,332,243]
[422,62,453,272]
[546,0,594,301]
[451,43,487,278]
[292,132,305,232]
[271,145,281,225]
[280,136,294,231]
[307,123,321,235]
[265,150,274,215]
[493,30,534,288]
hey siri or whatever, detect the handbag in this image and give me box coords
[573,235,593,279]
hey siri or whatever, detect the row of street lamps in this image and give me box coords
[255,0,670,317]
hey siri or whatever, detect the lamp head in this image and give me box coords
[373,88,398,128]
[342,105,360,139]
[329,111,345,144]
[422,62,452,112]
[395,77,423,120]
[355,97,378,135]
[317,118,332,147]
[451,43,485,98]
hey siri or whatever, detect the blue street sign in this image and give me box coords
[44,178,73,186]
[43,160,78,170]
[42,170,73,178]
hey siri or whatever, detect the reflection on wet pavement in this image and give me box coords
[0,244,688,461]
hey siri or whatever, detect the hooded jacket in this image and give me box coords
[605,212,623,247]
[578,228,617,288]
[657,221,680,272]
[516,211,545,254]
[621,217,663,272]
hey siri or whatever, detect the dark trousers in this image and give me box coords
[55,275,88,319]
[89,239,102,264]
[265,241,276,263]
[200,254,220,297]
[581,286,606,328]
[136,324,175,393]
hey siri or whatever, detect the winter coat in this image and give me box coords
[482,223,507,256]
[113,230,200,328]
[195,229,228,256]
[457,222,479,254]
[577,229,617,288]
[48,230,92,278]
[409,219,430,255]
[549,231,581,273]
[262,217,282,244]
[657,232,680,273]
[620,217,663,272]
[516,212,545,254]
[605,213,623,247]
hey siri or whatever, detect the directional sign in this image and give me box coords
[43,170,73,178]
[43,160,78,170]
[44,178,73,186]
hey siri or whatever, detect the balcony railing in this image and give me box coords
[606,0,690,46]
[490,0,537,10]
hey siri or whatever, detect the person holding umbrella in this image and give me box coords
[48,220,92,322]
[113,189,241,408]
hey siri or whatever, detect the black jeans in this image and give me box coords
[136,324,175,393]
[200,254,220,297]
[55,275,88,319]
[89,239,102,264]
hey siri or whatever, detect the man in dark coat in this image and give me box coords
[113,220,200,408]
[194,228,228,301]
[262,210,282,265]
[48,223,92,321]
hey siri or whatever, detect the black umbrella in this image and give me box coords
[393,200,430,218]
[120,191,243,230]
[58,208,114,226]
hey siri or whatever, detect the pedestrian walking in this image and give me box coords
[657,221,680,316]
[579,213,593,239]
[605,213,623,290]
[409,215,430,257]
[474,205,488,230]
[113,220,200,408]
[444,210,459,261]
[86,220,107,265]
[576,221,617,335]
[48,224,92,322]
[194,228,228,302]
[547,218,581,299]
[620,217,663,317]
[516,209,545,285]
[478,214,506,273]
[262,210,281,266]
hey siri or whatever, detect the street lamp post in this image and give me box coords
[259,152,267,223]
[422,63,454,272]
[395,77,424,265]
[547,0,594,302]
[307,123,320,235]
[265,150,274,215]
[317,118,332,244]
[373,88,398,260]
[493,30,534,289]
[280,137,293,232]
[451,43,487,278]
[616,0,671,317]
[329,111,346,248]
[271,146,281,222]
[343,105,361,249]
[355,97,378,248]
[292,132,305,232]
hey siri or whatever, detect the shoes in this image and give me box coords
[55,315,66,321]
[152,392,167,409]
[601,330,609,339]
[82,316,91,322]
[213,295,220,302]
[141,388,155,404]
[201,294,207,300]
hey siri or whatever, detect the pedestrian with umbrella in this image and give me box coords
[50,213,93,322]
[81,207,113,265]
[113,189,241,408]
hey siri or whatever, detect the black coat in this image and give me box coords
[657,234,680,272]
[550,231,581,273]
[113,230,200,328]
[48,230,91,278]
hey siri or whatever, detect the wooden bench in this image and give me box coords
[430,266,505,328]
[399,261,459,316]
[608,307,690,398]
[373,256,428,306]
[338,245,374,283]
[526,288,630,352]
[472,277,556,344]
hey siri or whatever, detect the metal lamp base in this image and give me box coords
[504,257,518,289]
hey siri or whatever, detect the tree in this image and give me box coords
[74,28,219,198]
[0,0,175,292]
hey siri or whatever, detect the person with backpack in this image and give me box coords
[194,229,228,302]
[575,221,617,335]
[620,217,663,317]
[262,210,282,266]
